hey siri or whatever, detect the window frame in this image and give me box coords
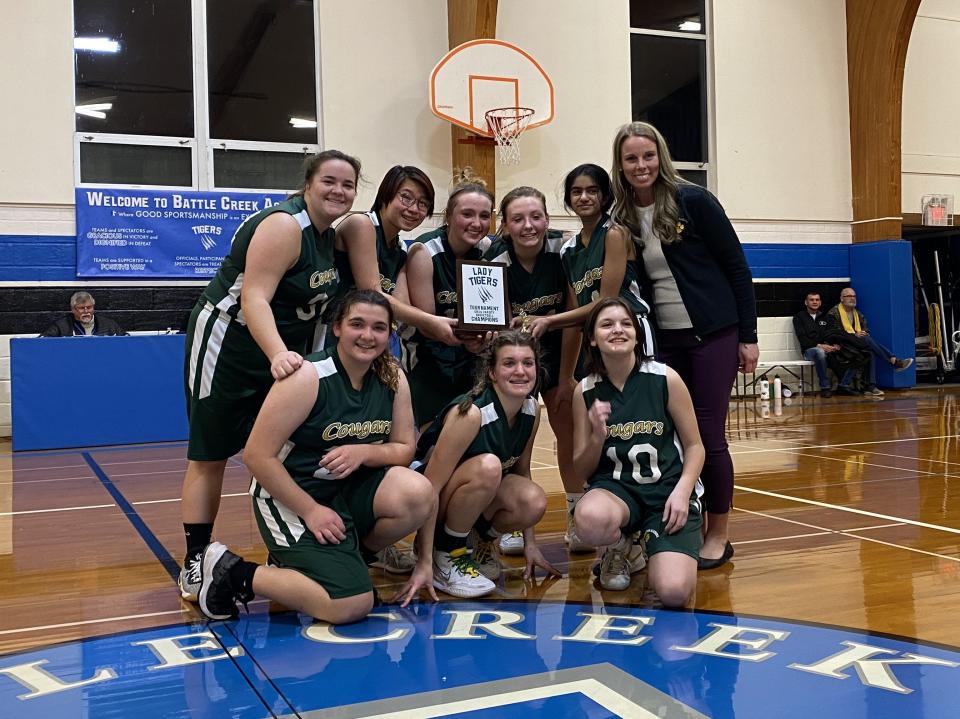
[73,0,322,192]
[629,1,715,190]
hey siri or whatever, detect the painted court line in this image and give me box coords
[0,492,249,515]
[737,485,960,535]
[730,432,960,455]
[0,599,272,637]
[0,609,190,636]
[735,507,960,562]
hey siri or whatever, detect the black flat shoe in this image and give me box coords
[697,541,734,571]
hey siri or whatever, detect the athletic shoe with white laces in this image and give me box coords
[432,547,495,598]
[497,530,525,556]
[178,551,202,602]
[198,542,253,620]
[598,535,647,591]
[369,542,417,574]
[472,533,503,580]
[564,515,593,553]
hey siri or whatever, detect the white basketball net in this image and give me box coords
[485,107,535,165]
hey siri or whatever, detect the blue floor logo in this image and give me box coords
[1,601,958,718]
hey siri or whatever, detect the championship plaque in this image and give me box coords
[455,259,510,333]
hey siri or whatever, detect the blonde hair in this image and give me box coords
[610,121,689,247]
[444,167,494,222]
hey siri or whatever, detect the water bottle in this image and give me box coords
[759,379,770,400]
[773,375,782,398]
[760,400,770,419]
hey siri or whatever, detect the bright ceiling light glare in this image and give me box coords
[74,37,121,53]
[289,117,318,129]
[75,103,113,119]
[678,20,702,32]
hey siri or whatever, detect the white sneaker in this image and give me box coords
[598,536,646,591]
[497,531,525,556]
[432,548,495,598]
[473,534,503,579]
[370,542,417,574]
[564,515,593,553]
[178,551,202,602]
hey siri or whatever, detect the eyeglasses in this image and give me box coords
[397,190,430,214]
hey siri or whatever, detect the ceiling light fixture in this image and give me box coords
[678,20,702,32]
[75,103,113,119]
[74,37,121,53]
[289,117,318,129]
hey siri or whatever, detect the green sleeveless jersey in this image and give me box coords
[414,386,538,475]
[278,346,395,505]
[580,360,702,497]
[484,235,566,371]
[200,195,338,352]
[402,227,491,376]
[332,210,407,297]
[560,215,651,316]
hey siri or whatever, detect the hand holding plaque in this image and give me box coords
[455,259,511,335]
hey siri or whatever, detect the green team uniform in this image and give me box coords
[249,346,396,599]
[402,227,491,425]
[580,359,703,558]
[560,215,655,371]
[323,211,407,346]
[484,236,567,391]
[184,195,339,461]
[413,386,538,476]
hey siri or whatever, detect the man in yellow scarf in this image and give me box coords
[827,287,913,396]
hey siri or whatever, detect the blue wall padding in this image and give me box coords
[849,240,915,389]
[11,335,188,450]
[0,235,76,281]
[741,243,850,279]
[1,235,850,282]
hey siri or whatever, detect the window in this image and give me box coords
[630,1,711,180]
[74,0,319,190]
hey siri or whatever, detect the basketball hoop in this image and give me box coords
[485,107,535,165]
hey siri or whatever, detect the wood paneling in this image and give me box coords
[846,0,922,242]
[446,0,497,188]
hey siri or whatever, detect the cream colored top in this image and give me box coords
[637,204,692,329]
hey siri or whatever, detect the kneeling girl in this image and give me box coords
[398,331,560,602]
[196,289,434,624]
[572,297,704,607]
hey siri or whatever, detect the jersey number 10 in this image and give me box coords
[606,444,660,484]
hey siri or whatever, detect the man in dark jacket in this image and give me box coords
[39,291,125,337]
[792,292,840,397]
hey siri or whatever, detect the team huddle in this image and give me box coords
[178,120,758,624]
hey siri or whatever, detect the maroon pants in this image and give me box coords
[657,325,739,514]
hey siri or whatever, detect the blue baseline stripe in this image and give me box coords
[82,451,181,581]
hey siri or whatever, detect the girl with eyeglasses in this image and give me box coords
[330,166,461,351]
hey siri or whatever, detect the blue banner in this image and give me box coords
[76,187,287,278]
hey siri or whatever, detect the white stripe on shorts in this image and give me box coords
[188,303,213,395]
[198,309,231,400]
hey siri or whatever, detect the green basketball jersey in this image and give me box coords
[267,346,396,506]
[332,211,407,297]
[415,386,538,475]
[200,195,339,352]
[483,236,567,319]
[484,236,566,377]
[560,215,650,316]
[580,360,702,497]
[401,227,491,377]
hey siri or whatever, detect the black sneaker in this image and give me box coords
[198,542,253,620]
[836,386,859,396]
[819,389,833,398]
